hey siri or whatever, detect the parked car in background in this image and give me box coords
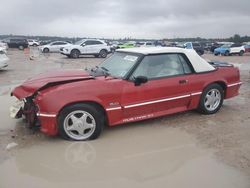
[177,42,204,55]
[0,41,8,53]
[136,41,155,47]
[11,47,241,141]
[28,39,40,46]
[0,47,9,69]
[4,38,28,49]
[61,39,111,58]
[214,43,245,56]
[39,41,71,53]
[191,42,204,55]
[117,42,136,49]
[244,44,250,53]
[210,43,222,53]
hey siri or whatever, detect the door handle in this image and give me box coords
[179,80,188,84]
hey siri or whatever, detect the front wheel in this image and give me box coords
[19,45,24,50]
[58,104,104,141]
[239,50,244,56]
[43,48,49,53]
[70,49,80,58]
[224,51,229,56]
[197,83,224,114]
[99,50,108,58]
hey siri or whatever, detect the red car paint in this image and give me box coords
[244,45,250,53]
[12,61,241,137]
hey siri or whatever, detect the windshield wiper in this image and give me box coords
[94,66,110,77]
[100,66,109,72]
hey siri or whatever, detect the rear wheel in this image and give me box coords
[43,48,49,53]
[224,51,229,56]
[18,45,24,50]
[239,50,244,56]
[99,49,108,58]
[197,83,224,114]
[70,49,80,58]
[58,104,104,141]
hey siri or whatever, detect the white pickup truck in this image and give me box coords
[61,39,111,58]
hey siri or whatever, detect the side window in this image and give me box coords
[178,54,192,74]
[57,42,66,45]
[84,41,91,45]
[131,54,185,80]
[92,41,103,45]
[84,40,98,45]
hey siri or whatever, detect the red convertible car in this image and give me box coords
[10,47,241,141]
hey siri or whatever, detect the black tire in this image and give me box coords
[197,83,224,114]
[214,53,219,56]
[224,51,229,56]
[66,55,71,58]
[58,103,104,141]
[43,48,49,53]
[239,50,244,56]
[19,45,24,50]
[99,49,108,58]
[70,49,80,58]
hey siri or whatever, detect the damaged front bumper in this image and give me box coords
[10,98,58,136]
[9,100,24,119]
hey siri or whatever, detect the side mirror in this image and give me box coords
[134,76,148,86]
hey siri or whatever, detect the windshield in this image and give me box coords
[75,40,85,45]
[99,52,140,78]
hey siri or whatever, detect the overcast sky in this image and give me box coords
[0,0,249,39]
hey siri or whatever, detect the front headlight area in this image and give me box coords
[33,91,58,118]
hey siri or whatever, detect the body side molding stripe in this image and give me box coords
[105,92,202,111]
[227,82,242,87]
[37,113,57,117]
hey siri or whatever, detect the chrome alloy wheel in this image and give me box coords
[204,89,221,111]
[64,110,96,140]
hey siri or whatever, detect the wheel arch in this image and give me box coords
[58,100,108,125]
[100,49,108,53]
[70,48,80,54]
[203,81,227,97]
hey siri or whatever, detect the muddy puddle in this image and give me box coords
[0,126,249,188]
[0,92,249,188]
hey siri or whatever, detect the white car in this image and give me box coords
[0,47,9,69]
[28,39,40,46]
[229,44,245,56]
[40,41,72,53]
[61,39,111,58]
[138,42,155,47]
[0,41,8,52]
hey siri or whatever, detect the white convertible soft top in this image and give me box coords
[117,47,215,73]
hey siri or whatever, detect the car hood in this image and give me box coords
[12,70,94,99]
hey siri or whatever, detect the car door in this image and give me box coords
[120,53,195,121]
[230,44,241,53]
[91,40,105,53]
[53,42,66,52]
[49,42,58,52]
[81,40,94,54]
